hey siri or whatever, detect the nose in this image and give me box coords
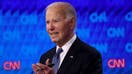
[47,22,55,31]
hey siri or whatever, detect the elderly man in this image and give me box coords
[32,2,102,74]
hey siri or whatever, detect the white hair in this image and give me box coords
[45,2,77,21]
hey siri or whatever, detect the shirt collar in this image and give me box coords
[56,34,77,52]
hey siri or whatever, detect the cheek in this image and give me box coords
[46,25,49,31]
[56,29,65,38]
[59,29,68,37]
[59,25,70,35]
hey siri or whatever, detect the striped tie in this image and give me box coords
[52,48,63,74]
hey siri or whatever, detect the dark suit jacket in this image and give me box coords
[40,37,102,74]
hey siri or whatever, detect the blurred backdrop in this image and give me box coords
[0,0,132,74]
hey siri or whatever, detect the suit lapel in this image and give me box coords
[57,37,81,74]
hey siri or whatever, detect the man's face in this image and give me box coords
[46,8,74,45]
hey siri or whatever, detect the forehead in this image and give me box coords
[46,6,67,19]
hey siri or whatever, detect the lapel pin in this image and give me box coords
[70,56,73,59]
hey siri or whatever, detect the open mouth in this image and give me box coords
[50,32,59,38]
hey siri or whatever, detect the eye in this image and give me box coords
[53,20,59,22]
[46,21,49,24]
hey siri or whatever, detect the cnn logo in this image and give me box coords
[108,58,125,68]
[3,60,21,70]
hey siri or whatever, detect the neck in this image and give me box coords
[57,33,74,47]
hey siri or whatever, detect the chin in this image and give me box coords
[50,37,61,43]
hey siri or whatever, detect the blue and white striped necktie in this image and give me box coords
[52,48,63,74]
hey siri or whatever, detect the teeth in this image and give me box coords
[52,34,56,36]
[50,32,58,37]
[50,32,58,35]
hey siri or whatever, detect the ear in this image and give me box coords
[69,17,76,30]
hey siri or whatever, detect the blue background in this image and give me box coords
[0,0,132,74]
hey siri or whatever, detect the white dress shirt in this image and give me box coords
[56,34,77,68]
